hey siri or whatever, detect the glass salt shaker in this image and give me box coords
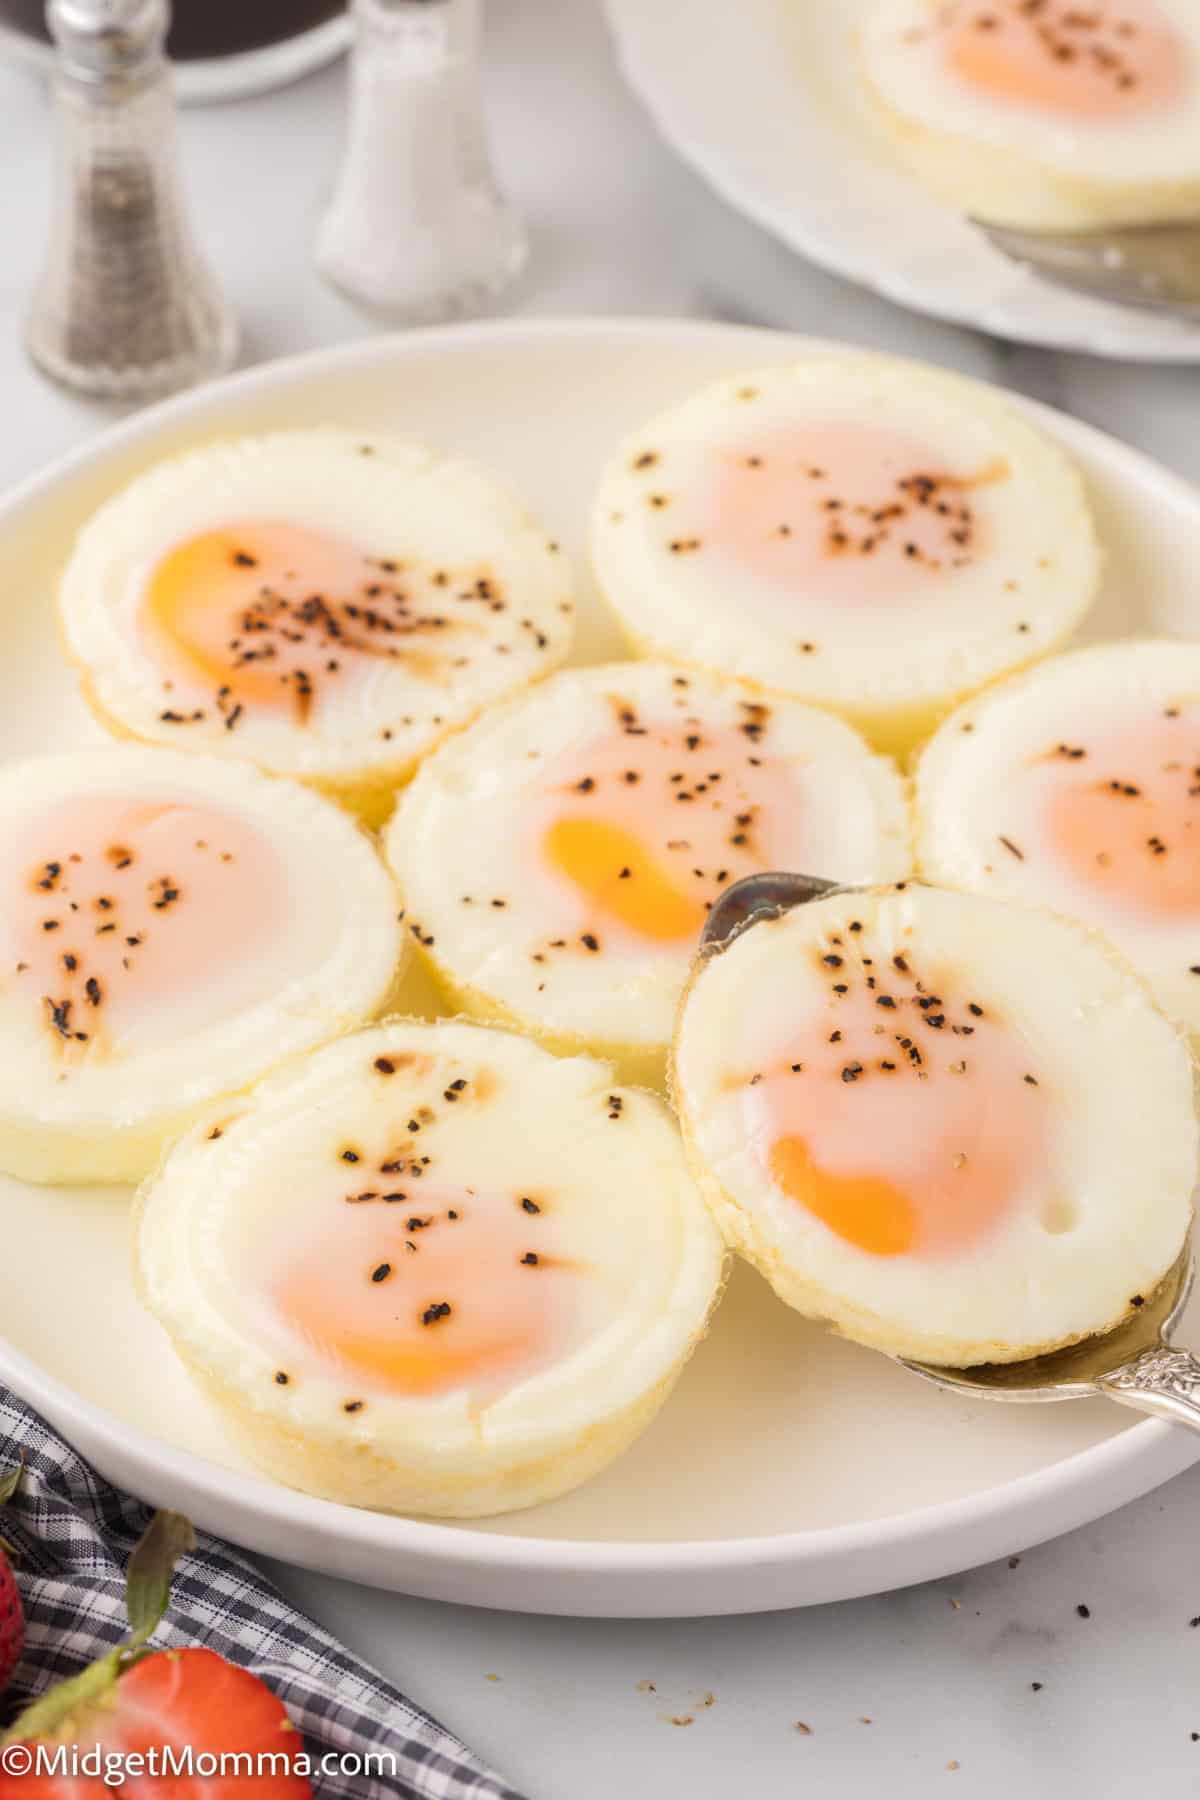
[27,0,238,400]
[316,0,528,322]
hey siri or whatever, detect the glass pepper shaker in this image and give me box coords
[26,0,238,400]
[315,0,528,322]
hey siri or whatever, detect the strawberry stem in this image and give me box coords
[0,1509,195,1748]
[0,1464,21,1507]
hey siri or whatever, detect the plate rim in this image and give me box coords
[603,0,1200,363]
[3,312,1199,1613]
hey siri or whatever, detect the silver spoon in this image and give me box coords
[700,871,1200,1432]
[976,217,1200,319]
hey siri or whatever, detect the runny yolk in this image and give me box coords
[768,1139,918,1258]
[531,705,807,952]
[941,1,1183,121]
[1043,718,1200,921]
[543,818,706,943]
[744,945,1047,1259]
[268,1192,584,1400]
[142,520,462,726]
[685,420,1008,611]
[5,794,287,1052]
[144,523,369,718]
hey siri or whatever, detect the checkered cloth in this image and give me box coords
[0,1387,524,1799]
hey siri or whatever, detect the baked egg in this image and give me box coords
[134,1019,725,1517]
[591,356,1100,756]
[58,430,574,824]
[673,882,1195,1366]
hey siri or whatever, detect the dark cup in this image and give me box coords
[0,0,346,61]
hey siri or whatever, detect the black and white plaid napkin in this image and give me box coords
[0,1387,525,1800]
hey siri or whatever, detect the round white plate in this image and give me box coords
[606,0,1200,363]
[2,318,1199,1619]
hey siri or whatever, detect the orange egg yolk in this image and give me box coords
[654,421,1009,612]
[941,1,1184,120]
[1027,714,1200,922]
[3,795,287,1051]
[744,942,1046,1258]
[534,697,806,951]
[142,521,461,726]
[269,1186,586,1400]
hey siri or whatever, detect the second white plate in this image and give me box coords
[606,0,1200,362]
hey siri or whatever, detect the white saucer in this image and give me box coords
[606,0,1200,362]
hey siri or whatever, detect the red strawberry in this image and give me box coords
[0,1466,25,1698]
[0,1511,310,1798]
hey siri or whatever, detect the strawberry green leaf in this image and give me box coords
[1,1648,123,1747]
[125,1511,195,1650]
[0,1463,21,1507]
[0,1508,196,1748]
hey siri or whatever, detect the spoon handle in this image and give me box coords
[1099,1343,1200,1432]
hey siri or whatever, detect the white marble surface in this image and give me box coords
[3,0,1200,1794]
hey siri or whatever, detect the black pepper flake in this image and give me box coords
[998,836,1025,861]
[421,1301,452,1325]
[370,1263,392,1283]
[876,995,897,1010]
[841,1063,864,1083]
[343,1400,364,1414]
[341,1148,361,1164]
[823,954,844,968]
[274,1371,290,1386]
[1076,1604,1091,1620]
[582,933,600,952]
[1024,1074,1039,1086]
[84,977,102,1007]
[1130,1294,1145,1308]
[521,1197,541,1214]
[968,1003,984,1017]
[521,1252,539,1267]
[374,1057,396,1075]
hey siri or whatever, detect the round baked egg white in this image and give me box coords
[917,639,1200,1045]
[672,883,1196,1367]
[591,356,1101,757]
[58,430,575,825]
[860,0,1200,229]
[133,1019,725,1519]
[385,661,912,1088]
[0,746,404,1185]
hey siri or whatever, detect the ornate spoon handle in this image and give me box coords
[1100,1343,1200,1431]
